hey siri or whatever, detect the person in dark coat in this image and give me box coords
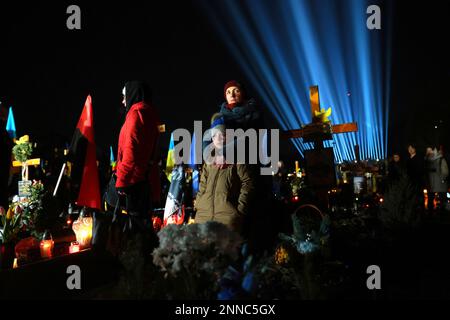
[0,102,12,209]
[406,144,425,208]
[388,153,405,181]
[202,80,265,158]
[216,80,273,254]
[272,160,289,201]
[219,80,264,131]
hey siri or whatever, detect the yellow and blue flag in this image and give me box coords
[165,133,175,181]
[110,145,116,170]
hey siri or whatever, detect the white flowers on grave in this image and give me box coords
[152,221,242,278]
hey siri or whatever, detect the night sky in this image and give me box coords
[390,0,450,156]
[0,1,449,165]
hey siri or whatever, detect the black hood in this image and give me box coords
[124,81,152,112]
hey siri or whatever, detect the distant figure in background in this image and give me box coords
[406,144,425,208]
[0,102,12,208]
[387,152,404,181]
[272,160,289,201]
[425,147,448,213]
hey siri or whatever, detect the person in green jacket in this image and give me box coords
[195,114,255,235]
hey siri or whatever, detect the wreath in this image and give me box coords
[12,135,33,163]
[279,204,330,254]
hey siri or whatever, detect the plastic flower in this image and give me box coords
[0,205,23,244]
[218,287,239,300]
[242,272,257,294]
[15,135,30,145]
[314,108,332,123]
[297,240,319,254]
[12,135,33,162]
[6,207,13,220]
[275,246,290,265]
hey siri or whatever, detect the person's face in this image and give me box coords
[225,86,243,105]
[212,131,225,149]
[408,146,416,155]
[426,147,433,156]
[393,155,400,162]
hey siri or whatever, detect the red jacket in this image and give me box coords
[116,102,161,201]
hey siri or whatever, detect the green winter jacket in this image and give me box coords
[194,164,254,233]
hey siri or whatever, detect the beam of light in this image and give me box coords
[198,0,392,160]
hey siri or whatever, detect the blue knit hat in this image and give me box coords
[210,113,225,137]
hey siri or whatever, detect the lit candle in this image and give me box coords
[13,258,18,269]
[423,189,429,209]
[72,215,93,248]
[40,230,54,259]
[69,241,80,254]
[40,240,54,259]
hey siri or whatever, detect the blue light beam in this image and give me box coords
[198,0,392,160]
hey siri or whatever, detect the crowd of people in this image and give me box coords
[387,143,449,213]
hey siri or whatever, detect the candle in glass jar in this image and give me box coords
[40,240,54,259]
[72,215,93,248]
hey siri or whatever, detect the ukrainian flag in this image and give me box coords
[110,145,116,171]
[6,107,16,140]
[165,133,175,181]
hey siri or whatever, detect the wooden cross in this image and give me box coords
[12,158,41,181]
[282,85,358,148]
[282,85,358,209]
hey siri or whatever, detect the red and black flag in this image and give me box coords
[68,95,101,210]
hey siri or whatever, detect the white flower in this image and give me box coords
[152,221,242,278]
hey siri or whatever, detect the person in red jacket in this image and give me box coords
[116,80,161,248]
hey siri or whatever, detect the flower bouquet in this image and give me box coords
[12,135,33,180]
[17,180,48,239]
[152,221,242,299]
[0,206,23,269]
